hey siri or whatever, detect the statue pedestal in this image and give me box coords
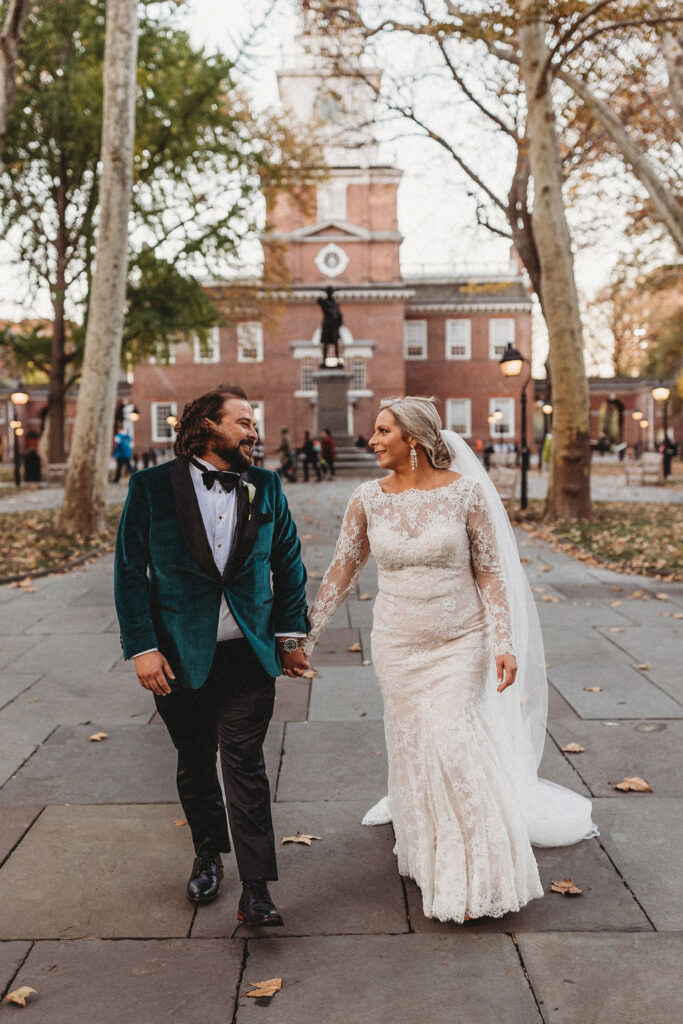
[314,367,352,444]
[313,366,385,477]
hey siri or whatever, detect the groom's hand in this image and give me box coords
[280,647,309,678]
[134,650,175,695]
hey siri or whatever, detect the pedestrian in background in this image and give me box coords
[252,433,265,468]
[277,427,296,483]
[301,430,322,482]
[321,428,336,479]
[113,428,133,482]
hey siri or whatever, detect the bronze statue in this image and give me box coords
[318,286,343,366]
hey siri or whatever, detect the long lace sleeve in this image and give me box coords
[465,481,515,657]
[303,487,370,655]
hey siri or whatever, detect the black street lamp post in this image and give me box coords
[499,343,531,509]
[10,384,29,487]
[652,381,672,478]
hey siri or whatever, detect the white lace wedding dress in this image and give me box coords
[305,476,546,922]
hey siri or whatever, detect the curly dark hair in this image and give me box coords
[173,385,249,458]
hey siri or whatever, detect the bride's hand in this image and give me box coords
[496,653,517,692]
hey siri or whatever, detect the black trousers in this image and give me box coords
[154,638,277,881]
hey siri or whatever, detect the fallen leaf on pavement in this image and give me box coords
[281,833,322,846]
[520,557,532,563]
[5,987,37,1007]
[359,593,372,601]
[608,627,625,632]
[654,593,669,601]
[361,660,372,666]
[541,596,560,602]
[88,732,108,742]
[562,743,585,753]
[675,614,683,620]
[631,589,644,599]
[613,776,652,792]
[302,668,318,679]
[583,686,602,692]
[174,819,186,827]
[301,532,313,540]
[637,663,652,671]
[610,600,622,607]
[550,879,583,896]
[348,642,362,652]
[539,565,553,572]
[245,978,282,999]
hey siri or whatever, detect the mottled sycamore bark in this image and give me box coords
[60,0,138,534]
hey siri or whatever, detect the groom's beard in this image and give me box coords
[212,439,253,473]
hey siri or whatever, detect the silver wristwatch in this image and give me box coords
[278,637,300,654]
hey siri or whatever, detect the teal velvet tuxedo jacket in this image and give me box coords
[114,459,309,688]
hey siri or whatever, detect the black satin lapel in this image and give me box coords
[222,474,260,581]
[170,458,220,580]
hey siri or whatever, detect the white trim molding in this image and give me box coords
[410,301,532,314]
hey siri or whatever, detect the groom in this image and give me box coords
[114,385,310,926]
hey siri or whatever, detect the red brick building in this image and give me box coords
[127,14,533,459]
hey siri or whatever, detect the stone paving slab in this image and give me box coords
[517,932,683,1024]
[546,661,682,719]
[537,741,591,796]
[0,939,242,1022]
[546,719,683,797]
[308,665,384,721]
[596,624,683,704]
[546,683,580,720]
[596,797,683,931]
[23,607,119,634]
[0,941,32,999]
[0,672,41,710]
[0,715,59,791]
[276,721,387,803]
[15,634,121,676]
[273,676,310,722]
[405,834,650,934]
[236,933,540,1023]
[0,805,195,940]
[0,636,40,671]
[0,671,152,732]
[0,807,42,864]
[309,627,363,666]
[194,800,407,939]
[0,722,284,806]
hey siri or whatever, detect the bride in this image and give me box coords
[303,396,597,923]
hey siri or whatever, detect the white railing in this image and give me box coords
[402,260,520,280]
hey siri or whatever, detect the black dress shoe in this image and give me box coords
[238,880,284,926]
[186,853,223,904]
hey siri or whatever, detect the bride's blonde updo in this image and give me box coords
[379,396,453,469]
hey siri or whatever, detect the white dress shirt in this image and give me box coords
[132,456,302,658]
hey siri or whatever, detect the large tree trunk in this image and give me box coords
[506,143,544,312]
[519,11,592,521]
[660,28,683,133]
[59,0,138,536]
[0,0,29,154]
[557,66,683,253]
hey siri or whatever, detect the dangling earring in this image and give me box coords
[409,444,418,471]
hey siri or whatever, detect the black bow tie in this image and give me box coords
[191,459,241,493]
[202,471,240,492]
